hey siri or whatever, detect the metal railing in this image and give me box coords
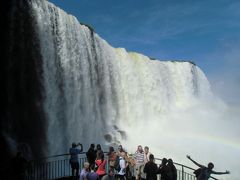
[26,153,88,180]
[155,158,196,180]
[1,152,218,180]
[154,158,218,180]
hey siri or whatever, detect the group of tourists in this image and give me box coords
[69,143,174,180]
[69,143,230,180]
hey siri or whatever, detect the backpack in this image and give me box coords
[114,156,121,171]
[194,167,206,177]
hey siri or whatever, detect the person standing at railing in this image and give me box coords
[141,146,151,180]
[116,152,126,180]
[143,154,158,180]
[87,144,97,170]
[69,142,83,178]
[143,146,151,163]
[167,159,177,180]
[115,145,129,179]
[116,145,126,156]
[108,146,117,170]
[158,158,171,180]
[133,145,145,180]
[186,155,230,180]
[96,144,104,160]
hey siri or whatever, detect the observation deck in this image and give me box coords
[1,152,218,180]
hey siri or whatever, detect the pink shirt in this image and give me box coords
[95,159,107,175]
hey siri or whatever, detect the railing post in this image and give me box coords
[182,165,184,180]
[107,155,109,173]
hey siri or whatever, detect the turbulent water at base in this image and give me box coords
[3,0,239,179]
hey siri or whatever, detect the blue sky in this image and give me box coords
[49,0,240,104]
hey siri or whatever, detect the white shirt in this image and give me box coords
[118,157,126,175]
[144,152,151,163]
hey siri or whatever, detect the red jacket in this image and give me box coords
[95,159,107,175]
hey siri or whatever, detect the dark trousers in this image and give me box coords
[116,174,125,180]
[70,161,79,177]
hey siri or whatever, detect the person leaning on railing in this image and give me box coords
[186,155,230,180]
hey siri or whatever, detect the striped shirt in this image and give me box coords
[134,151,144,165]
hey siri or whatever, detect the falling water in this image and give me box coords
[31,0,210,153]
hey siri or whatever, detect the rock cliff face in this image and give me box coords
[1,0,47,162]
[1,0,211,161]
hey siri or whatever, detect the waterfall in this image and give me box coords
[31,0,213,155]
[31,0,123,155]
[2,0,239,179]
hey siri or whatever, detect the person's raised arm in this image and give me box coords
[77,143,83,152]
[212,170,230,175]
[186,155,204,168]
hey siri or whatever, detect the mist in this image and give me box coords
[120,47,240,179]
[121,94,239,179]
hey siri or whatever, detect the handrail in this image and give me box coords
[2,152,220,180]
[155,158,196,170]
[28,151,107,161]
[29,153,71,161]
[155,158,218,180]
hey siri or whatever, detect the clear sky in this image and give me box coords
[49,0,240,105]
